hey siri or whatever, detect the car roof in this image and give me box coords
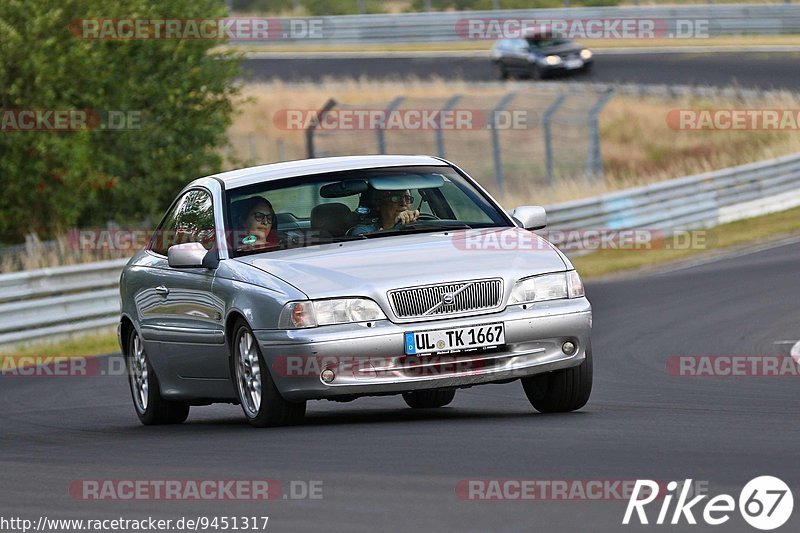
[210,155,448,190]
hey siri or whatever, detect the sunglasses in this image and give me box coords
[386,194,414,204]
[252,212,275,224]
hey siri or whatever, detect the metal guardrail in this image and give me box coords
[0,259,126,347]
[232,5,800,45]
[1,152,800,348]
[546,152,800,232]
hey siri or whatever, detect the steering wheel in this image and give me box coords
[416,213,440,221]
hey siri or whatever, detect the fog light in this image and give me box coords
[562,341,576,355]
[321,369,335,383]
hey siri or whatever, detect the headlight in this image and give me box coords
[580,49,593,60]
[508,271,584,305]
[279,298,386,328]
[545,55,562,66]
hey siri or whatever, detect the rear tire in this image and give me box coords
[231,319,306,427]
[521,343,592,413]
[402,389,456,409]
[126,329,190,425]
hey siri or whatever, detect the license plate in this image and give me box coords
[565,58,584,70]
[404,323,505,355]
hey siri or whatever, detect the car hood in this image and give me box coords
[235,228,567,302]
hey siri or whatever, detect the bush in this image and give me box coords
[0,0,240,243]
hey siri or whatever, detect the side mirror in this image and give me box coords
[167,242,218,269]
[511,206,547,230]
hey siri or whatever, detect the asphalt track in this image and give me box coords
[2,240,799,532]
[242,52,800,90]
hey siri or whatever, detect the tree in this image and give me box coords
[0,0,240,243]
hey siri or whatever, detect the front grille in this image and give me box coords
[388,279,503,319]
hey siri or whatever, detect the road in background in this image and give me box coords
[1,242,798,532]
[242,52,800,90]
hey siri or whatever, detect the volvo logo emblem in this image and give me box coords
[442,293,455,305]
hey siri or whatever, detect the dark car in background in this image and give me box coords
[490,32,593,80]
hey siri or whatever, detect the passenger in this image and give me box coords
[351,189,420,235]
[232,196,279,250]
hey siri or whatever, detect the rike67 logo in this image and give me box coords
[623,477,793,530]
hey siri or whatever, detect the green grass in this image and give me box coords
[2,331,120,363]
[572,205,800,278]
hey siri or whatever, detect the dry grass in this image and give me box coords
[228,79,800,206]
[600,91,800,184]
[0,233,131,273]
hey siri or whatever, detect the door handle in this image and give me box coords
[155,286,169,297]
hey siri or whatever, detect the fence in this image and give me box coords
[306,86,614,197]
[2,152,800,349]
[229,4,800,46]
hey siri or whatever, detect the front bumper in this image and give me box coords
[540,58,592,73]
[253,297,591,401]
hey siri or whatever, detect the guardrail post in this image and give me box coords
[305,98,337,159]
[491,92,517,197]
[543,93,568,187]
[586,88,615,181]
[377,96,405,155]
[436,94,463,158]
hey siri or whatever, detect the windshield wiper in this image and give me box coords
[361,223,472,238]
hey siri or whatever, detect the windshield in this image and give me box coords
[226,165,511,257]
[527,37,572,49]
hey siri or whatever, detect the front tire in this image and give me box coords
[528,64,543,80]
[402,389,456,408]
[493,62,509,80]
[126,329,190,425]
[231,319,306,427]
[521,343,593,413]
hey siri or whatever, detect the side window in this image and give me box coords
[149,200,181,256]
[150,189,216,256]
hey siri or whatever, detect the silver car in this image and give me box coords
[119,155,592,427]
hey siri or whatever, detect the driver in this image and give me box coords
[231,196,279,251]
[351,189,420,235]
